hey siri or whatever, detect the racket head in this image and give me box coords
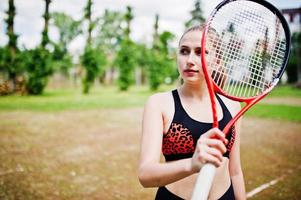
[201,0,291,102]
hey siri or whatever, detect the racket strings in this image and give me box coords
[205,1,287,98]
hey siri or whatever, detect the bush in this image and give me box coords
[81,46,106,94]
[25,48,53,95]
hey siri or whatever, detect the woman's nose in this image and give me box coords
[187,52,195,66]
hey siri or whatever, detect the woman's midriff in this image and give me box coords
[165,158,231,200]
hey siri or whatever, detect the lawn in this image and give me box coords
[0,85,300,121]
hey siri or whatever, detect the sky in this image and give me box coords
[0,0,300,55]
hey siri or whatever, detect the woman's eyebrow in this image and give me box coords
[180,45,189,48]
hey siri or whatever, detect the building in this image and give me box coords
[281,7,301,33]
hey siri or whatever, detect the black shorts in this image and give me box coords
[155,183,235,200]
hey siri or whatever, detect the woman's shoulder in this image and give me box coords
[144,90,174,109]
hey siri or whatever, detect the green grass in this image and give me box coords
[0,85,300,121]
[0,86,162,112]
[268,85,301,97]
[245,104,301,122]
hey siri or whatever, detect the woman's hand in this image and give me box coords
[191,128,228,172]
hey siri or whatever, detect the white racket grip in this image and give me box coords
[191,163,216,200]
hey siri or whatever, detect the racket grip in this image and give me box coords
[191,163,216,200]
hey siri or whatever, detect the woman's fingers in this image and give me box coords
[205,139,227,154]
[204,146,223,163]
[192,128,228,170]
[198,148,222,167]
[198,136,227,154]
[202,128,228,145]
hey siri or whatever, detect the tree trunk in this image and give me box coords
[6,0,17,92]
[42,0,51,48]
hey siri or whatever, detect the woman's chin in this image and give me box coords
[183,77,202,85]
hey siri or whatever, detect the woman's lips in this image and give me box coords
[183,69,199,76]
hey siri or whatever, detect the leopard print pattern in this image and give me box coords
[226,125,236,152]
[162,123,195,155]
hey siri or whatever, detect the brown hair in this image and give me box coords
[178,24,206,46]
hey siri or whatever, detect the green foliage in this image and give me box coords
[287,52,298,83]
[97,9,123,54]
[133,43,149,68]
[81,46,107,94]
[148,51,165,90]
[147,51,177,90]
[124,6,133,38]
[96,9,123,81]
[25,48,53,95]
[0,47,26,77]
[0,47,10,73]
[0,47,6,71]
[115,39,136,91]
[113,6,136,91]
[185,0,205,28]
[81,0,108,94]
[147,29,177,91]
[51,12,81,75]
[287,32,301,83]
[51,12,82,49]
[52,44,73,75]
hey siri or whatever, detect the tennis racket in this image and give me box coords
[191,0,290,199]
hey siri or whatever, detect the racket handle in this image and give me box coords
[191,163,216,200]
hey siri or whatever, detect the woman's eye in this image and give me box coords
[195,49,201,56]
[180,49,190,55]
[195,49,209,56]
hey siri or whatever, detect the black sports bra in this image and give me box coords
[162,90,236,162]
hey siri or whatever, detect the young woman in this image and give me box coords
[138,25,246,200]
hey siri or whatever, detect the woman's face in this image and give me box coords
[177,30,207,84]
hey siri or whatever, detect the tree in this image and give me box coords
[81,46,106,94]
[153,14,160,50]
[51,12,81,75]
[97,10,123,53]
[6,0,18,57]
[185,0,205,28]
[146,14,177,90]
[4,0,22,93]
[52,12,82,51]
[115,39,136,91]
[41,0,51,48]
[287,32,301,84]
[25,0,53,95]
[133,43,149,85]
[124,6,133,39]
[96,9,123,84]
[81,0,107,94]
[25,48,53,94]
[115,6,135,91]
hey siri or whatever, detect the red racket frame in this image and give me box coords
[200,21,277,135]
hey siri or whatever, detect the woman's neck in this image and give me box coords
[179,81,209,100]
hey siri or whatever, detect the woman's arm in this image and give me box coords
[138,94,195,187]
[229,118,246,200]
